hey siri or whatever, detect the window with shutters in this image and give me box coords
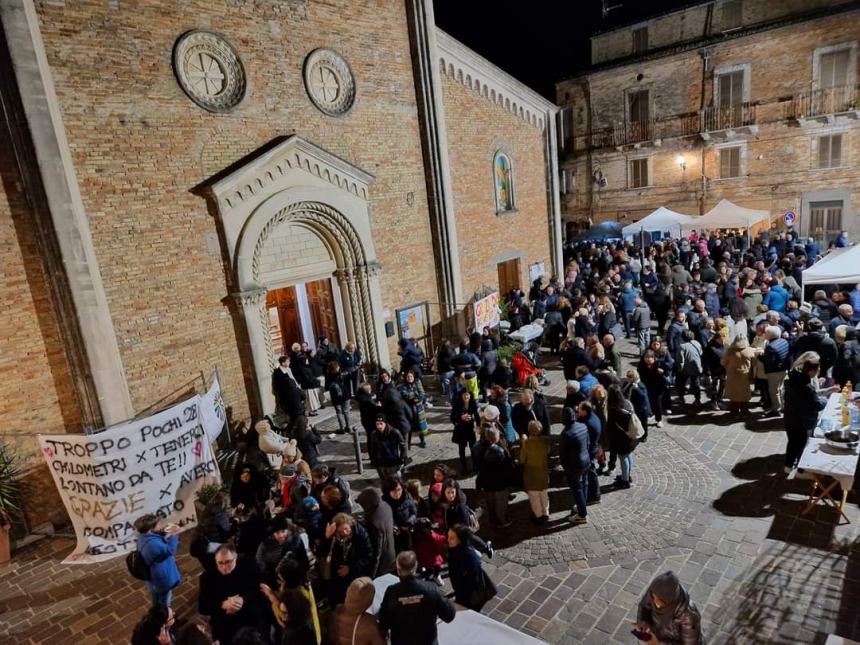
[717,70,744,107]
[629,158,649,188]
[722,0,742,30]
[719,146,742,178]
[819,49,850,89]
[817,134,843,168]
[632,27,648,54]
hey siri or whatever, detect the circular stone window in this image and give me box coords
[303,48,356,116]
[173,30,246,112]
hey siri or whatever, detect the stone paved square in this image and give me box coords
[2,336,859,644]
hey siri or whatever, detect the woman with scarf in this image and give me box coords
[400,370,429,449]
[381,476,418,552]
[636,571,704,644]
[451,389,479,474]
[317,513,373,606]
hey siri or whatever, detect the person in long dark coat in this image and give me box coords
[450,390,479,474]
[317,513,373,606]
[356,487,397,578]
[198,545,263,645]
[446,524,495,612]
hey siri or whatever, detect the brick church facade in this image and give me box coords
[0,0,560,525]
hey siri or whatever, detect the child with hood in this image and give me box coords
[636,571,704,644]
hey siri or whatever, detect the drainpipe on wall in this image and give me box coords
[698,46,712,216]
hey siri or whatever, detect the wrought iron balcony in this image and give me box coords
[791,83,860,126]
[698,102,757,140]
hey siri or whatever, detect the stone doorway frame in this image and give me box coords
[207,136,389,416]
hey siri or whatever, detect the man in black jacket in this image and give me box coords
[475,427,513,528]
[511,388,551,437]
[368,415,407,481]
[559,407,590,525]
[379,550,455,645]
[198,544,263,645]
[272,355,304,423]
[793,318,837,380]
[356,487,396,578]
[561,337,593,381]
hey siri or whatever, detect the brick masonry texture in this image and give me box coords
[0,97,82,526]
[442,72,553,292]
[558,6,860,236]
[28,0,442,424]
[0,0,555,525]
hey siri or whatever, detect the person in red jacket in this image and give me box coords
[412,518,446,586]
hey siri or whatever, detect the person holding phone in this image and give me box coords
[635,570,704,644]
[134,514,182,609]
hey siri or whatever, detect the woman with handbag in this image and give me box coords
[446,524,496,612]
[400,370,429,448]
[606,385,638,490]
[317,513,373,606]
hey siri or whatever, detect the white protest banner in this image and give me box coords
[38,395,220,563]
[200,372,226,443]
[473,291,500,334]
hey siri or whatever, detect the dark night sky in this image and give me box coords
[433,0,706,100]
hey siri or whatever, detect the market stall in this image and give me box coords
[801,245,860,287]
[621,206,697,241]
[680,198,771,233]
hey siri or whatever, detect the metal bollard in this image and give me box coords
[352,428,364,474]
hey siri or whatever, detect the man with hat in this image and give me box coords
[368,413,407,481]
[254,515,309,588]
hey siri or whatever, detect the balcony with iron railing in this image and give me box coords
[587,112,701,149]
[697,102,757,140]
[791,83,860,126]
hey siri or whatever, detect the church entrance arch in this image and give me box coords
[207,136,389,416]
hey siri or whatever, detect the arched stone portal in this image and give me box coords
[207,136,388,416]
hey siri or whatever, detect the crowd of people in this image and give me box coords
[128,224,855,645]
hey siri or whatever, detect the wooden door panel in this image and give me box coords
[266,287,302,353]
[306,279,340,346]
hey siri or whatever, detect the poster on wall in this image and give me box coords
[38,377,225,564]
[473,291,501,334]
[529,262,546,285]
[396,302,429,341]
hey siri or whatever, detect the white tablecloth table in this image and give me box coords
[508,321,544,345]
[796,393,859,523]
[371,574,546,643]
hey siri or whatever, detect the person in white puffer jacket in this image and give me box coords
[257,419,288,468]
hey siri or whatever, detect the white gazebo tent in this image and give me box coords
[682,198,771,232]
[802,246,860,286]
[622,207,696,239]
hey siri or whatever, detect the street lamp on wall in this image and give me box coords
[676,154,687,172]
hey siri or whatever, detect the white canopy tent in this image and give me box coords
[681,198,771,231]
[802,246,860,285]
[622,207,697,237]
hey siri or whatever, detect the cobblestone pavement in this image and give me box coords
[2,337,860,644]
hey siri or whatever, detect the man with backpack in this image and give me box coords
[559,406,590,525]
[132,514,182,608]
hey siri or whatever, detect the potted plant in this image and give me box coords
[194,483,225,516]
[0,443,22,563]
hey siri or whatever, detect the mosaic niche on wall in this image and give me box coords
[493,150,515,213]
[303,48,356,116]
[173,30,246,112]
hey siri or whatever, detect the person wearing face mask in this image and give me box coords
[635,571,704,644]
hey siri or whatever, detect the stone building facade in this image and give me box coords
[0,0,559,525]
[557,0,860,242]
